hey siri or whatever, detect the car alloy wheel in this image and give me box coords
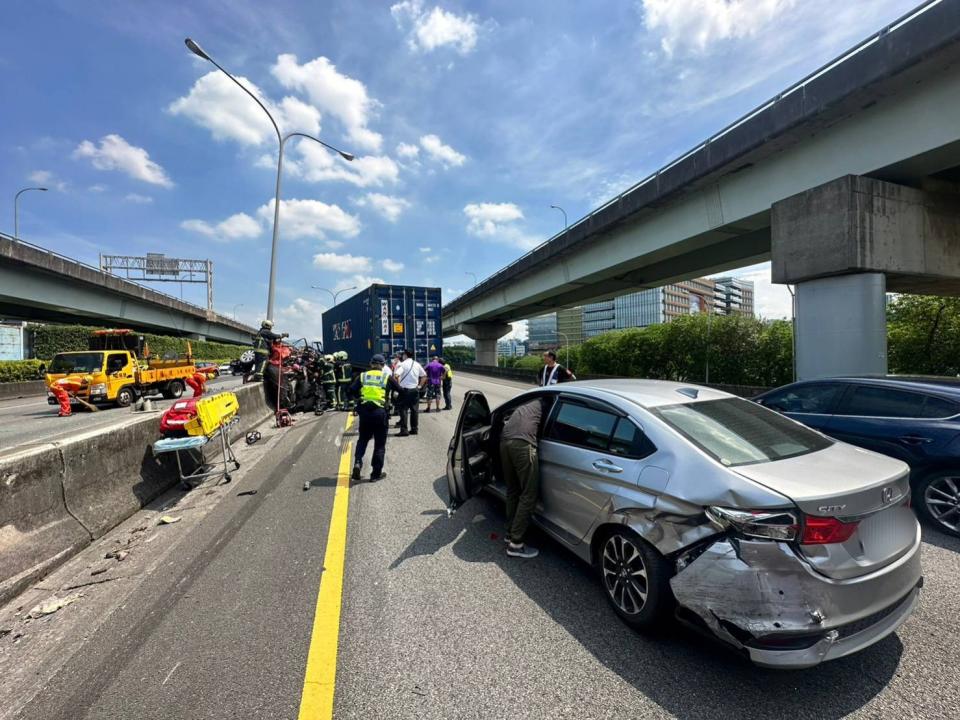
[601,534,649,615]
[922,473,960,536]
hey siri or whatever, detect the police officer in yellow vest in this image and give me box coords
[348,354,401,481]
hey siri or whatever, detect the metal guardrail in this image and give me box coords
[1,232,249,328]
[443,0,944,314]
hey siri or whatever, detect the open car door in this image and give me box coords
[446,390,493,513]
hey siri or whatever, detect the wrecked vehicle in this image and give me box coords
[446,380,922,669]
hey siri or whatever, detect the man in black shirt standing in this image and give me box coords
[538,350,575,387]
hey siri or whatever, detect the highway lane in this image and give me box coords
[0,374,245,455]
[1,372,959,719]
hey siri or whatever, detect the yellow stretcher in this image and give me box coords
[153,391,241,489]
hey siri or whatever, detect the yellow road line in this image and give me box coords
[297,417,353,719]
[345,412,355,431]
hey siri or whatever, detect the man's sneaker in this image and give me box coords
[370,471,385,481]
[506,543,538,558]
[398,431,410,437]
[423,408,430,414]
[409,429,418,435]
[351,464,361,481]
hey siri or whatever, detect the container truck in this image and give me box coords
[321,285,442,366]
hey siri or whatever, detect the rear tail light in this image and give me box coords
[800,515,859,545]
[706,507,798,541]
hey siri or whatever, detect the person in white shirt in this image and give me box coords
[393,349,427,436]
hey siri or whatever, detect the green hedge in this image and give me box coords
[26,323,246,366]
[0,359,45,383]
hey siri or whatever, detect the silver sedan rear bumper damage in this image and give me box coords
[669,525,922,669]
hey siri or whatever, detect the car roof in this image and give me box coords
[800,375,960,398]
[535,379,735,409]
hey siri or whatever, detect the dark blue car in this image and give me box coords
[755,376,960,537]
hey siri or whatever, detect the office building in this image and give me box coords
[712,277,756,316]
[526,313,557,350]
[556,307,584,346]
[497,338,527,358]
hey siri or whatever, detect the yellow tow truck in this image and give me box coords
[45,329,198,409]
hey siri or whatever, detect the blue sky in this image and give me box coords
[2,0,924,340]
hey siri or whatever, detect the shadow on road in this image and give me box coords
[920,524,960,553]
[390,476,903,720]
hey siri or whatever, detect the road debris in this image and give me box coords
[158,515,181,525]
[27,593,83,619]
[236,490,258,497]
[105,550,129,561]
[91,567,109,576]
[411,686,427,697]
[0,628,11,639]
[303,481,310,491]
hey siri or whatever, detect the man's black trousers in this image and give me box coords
[398,387,419,432]
[354,403,388,474]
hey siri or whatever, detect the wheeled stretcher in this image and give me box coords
[152,419,241,490]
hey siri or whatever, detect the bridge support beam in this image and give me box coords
[457,322,512,367]
[773,175,960,379]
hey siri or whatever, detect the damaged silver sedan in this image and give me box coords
[446,380,922,669]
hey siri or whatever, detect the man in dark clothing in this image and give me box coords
[538,350,575,387]
[252,320,285,381]
[348,354,401,481]
[501,397,547,559]
[441,357,454,410]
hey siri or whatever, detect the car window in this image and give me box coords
[839,386,925,418]
[652,397,833,467]
[107,353,127,373]
[920,395,960,419]
[760,383,843,414]
[608,418,656,459]
[49,353,103,374]
[547,402,618,450]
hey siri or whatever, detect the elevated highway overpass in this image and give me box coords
[443,0,960,378]
[0,234,255,344]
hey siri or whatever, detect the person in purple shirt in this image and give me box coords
[424,356,445,413]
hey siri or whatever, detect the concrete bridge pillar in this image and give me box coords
[773,175,960,380]
[457,322,512,367]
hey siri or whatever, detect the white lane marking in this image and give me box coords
[0,400,47,411]
[161,661,182,686]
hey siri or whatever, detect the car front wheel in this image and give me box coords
[916,471,960,537]
[597,529,672,631]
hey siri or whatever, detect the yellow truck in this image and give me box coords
[45,329,198,409]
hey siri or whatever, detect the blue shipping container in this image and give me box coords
[321,285,443,366]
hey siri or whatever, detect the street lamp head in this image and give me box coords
[38,188,48,192]
[339,151,355,162]
[184,38,211,61]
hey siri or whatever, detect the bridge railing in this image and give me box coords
[443,0,944,314]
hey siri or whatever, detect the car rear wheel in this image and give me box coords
[597,529,672,631]
[163,380,185,400]
[916,471,960,537]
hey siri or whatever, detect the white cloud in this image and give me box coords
[325,240,345,250]
[396,142,420,159]
[334,274,385,295]
[419,133,466,167]
[272,54,382,152]
[73,134,173,188]
[640,0,794,56]
[257,198,360,240]
[419,246,432,253]
[391,1,480,55]
[168,71,321,146]
[382,258,405,272]
[278,297,327,341]
[424,255,440,264]
[313,252,373,273]
[181,211,261,242]
[286,140,399,188]
[28,169,67,191]
[354,193,411,222]
[124,193,153,204]
[88,184,107,193]
[464,202,540,250]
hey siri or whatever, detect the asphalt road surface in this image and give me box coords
[0,374,244,456]
[2,372,960,719]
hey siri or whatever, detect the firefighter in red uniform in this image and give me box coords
[185,371,207,398]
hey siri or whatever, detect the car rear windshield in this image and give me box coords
[652,397,833,467]
[49,353,104,374]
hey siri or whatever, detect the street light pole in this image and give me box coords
[14,187,48,238]
[556,330,571,369]
[232,303,244,320]
[550,204,568,230]
[465,271,477,286]
[184,38,354,324]
[312,285,357,306]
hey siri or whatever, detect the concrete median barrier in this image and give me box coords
[0,380,46,400]
[0,382,272,605]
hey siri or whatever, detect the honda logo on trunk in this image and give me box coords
[881,486,895,504]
